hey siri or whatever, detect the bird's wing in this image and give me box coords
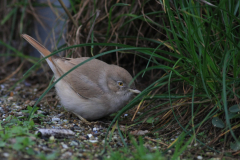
[53,57,107,99]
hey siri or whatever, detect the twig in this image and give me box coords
[144,136,168,147]
[58,0,78,27]
[0,61,24,84]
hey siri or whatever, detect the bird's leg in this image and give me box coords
[75,114,93,125]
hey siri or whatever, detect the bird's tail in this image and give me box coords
[21,34,58,75]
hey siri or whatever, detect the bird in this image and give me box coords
[21,34,141,121]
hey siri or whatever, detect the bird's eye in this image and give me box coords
[118,81,124,86]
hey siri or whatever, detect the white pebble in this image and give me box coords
[3,153,9,157]
[89,140,98,143]
[61,143,68,149]
[197,156,203,159]
[52,117,60,122]
[49,136,55,141]
[87,134,93,138]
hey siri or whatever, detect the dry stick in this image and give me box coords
[133,21,144,76]
[233,150,240,156]
[85,10,100,45]
[141,7,167,37]
[47,0,63,21]
[144,136,168,147]
[131,81,162,121]
[58,0,78,28]
[75,25,83,57]
[131,74,180,122]
[0,58,19,68]
[115,32,119,66]
[0,61,24,84]
[202,123,240,152]
[27,1,47,30]
[76,0,90,20]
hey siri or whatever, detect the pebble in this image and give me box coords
[61,152,72,159]
[197,156,203,159]
[3,153,9,157]
[37,110,45,114]
[61,143,68,149]
[63,119,69,123]
[0,107,4,113]
[87,134,93,138]
[24,81,31,87]
[1,85,5,89]
[52,117,60,122]
[56,105,62,108]
[15,112,23,116]
[7,97,13,102]
[49,136,55,141]
[89,139,98,143]
[70,141,78,146]
[93,127,99,131]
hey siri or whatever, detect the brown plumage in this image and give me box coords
[22,34,141,120]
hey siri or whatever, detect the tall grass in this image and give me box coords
[110,0,240,154]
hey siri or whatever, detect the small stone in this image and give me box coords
[7,97,13,102]
[61,143,68,149]
[24,81,31,87]
[37,110,45,114]
[89,140,98,143]
[3,153,9,157]
[0,107,5,113]
[1,85,5,89]
[49,136,55,141]
[197,156,203,159]
[61,152,72,159]
[56,105,62,108]
[70,141,78,146]
[15,112,23,116]
[194,143,198,146]
[52,117,60,122]
[87,134,93,138]
[63,119,69,123]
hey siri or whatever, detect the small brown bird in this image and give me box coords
[22,34,141,120]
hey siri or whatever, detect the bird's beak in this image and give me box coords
[129,89,141,94]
